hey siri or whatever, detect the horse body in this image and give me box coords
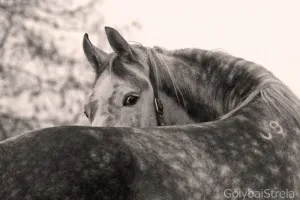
[1,27,300,199]
[1,101,299,199]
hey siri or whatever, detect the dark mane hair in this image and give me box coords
[147,47,300,125]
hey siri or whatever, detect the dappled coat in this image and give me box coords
[1,27,300,200]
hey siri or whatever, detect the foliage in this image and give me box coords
[0,0,141,140]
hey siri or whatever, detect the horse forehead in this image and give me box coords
[93,73,118,100]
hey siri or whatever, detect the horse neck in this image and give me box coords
[157,49,273,123]
[158,92,196,125]
[228,89,300,133]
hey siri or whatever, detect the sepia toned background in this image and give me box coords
[1,0,299,140]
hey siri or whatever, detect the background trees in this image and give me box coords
[0,0,141,140]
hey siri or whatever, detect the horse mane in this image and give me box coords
[147,48,188,111]
[147,47,300,125]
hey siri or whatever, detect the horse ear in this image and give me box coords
[105,27,133,59]
[83,33,108,75]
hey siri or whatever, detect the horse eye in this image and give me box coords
[123,95,139,106]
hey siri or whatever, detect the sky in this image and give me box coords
[99,0,300,96]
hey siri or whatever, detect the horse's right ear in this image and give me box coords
[83,33,108,75]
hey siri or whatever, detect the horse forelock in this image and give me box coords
[92,48,150,92]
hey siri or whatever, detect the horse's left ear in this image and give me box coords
[83,33,108,76]
[105,27,133,59]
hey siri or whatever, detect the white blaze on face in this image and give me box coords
[94,72,115,102]
[91,72,115,126]
[92,115,108,127]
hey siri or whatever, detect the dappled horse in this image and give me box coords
[0,27,300,199]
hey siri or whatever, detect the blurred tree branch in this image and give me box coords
[0,0,141,140]
[0,0,96,138]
